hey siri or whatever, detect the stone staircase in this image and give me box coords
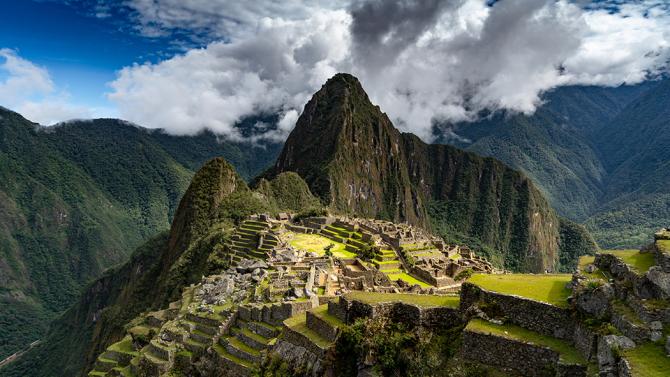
[319,222,372,255]
[228,220,273,264]
[401,241,443,261]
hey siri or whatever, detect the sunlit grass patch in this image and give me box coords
[287,233,356,258]
[467,274,572,308]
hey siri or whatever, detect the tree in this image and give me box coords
[324,243,335,257]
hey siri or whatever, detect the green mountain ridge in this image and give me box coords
[0,110,280,360]
[435,79,669,248]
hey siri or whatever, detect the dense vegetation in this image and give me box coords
[435,79,670,249]
[0,109,280,360]
[0,157,319,377]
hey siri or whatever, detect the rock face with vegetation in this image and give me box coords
[0,109,281,361]
[435,79,670,249]
[265,73,595,273]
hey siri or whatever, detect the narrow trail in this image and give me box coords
[0,340,40,369]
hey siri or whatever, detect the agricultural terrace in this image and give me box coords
[345,291,459,308]
[467,274,572,308]
[466,319,587,365]
[623,342,670,377]
[287,233,356,258]
[600,249,655,274]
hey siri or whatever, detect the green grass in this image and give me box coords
[623,342,670,376]
[467,274,572,308]
[287,233,356,258]
[656,239,670,253]
[466,319,586,365]
[385,272,431,288]
[212,344,254,368]
[311,304,345,327]
[577,255,608,280]
[344,291,459,308]
[283,316,333,348]
[108,336,138,355]
[601,249,655,274]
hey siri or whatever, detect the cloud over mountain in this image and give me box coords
[107,0,670,141]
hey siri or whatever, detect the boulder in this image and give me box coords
[575,283,614,319]
[597,335,636,373]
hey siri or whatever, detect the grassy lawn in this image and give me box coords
[623,342,670,376]
[577,255,608,280]
[345,291,459,308]
[108,336,138,355]
[601,249,655,274]
[311,304,344,327]
[287,233,356,258]
[385,272,431,288]
[656,239,670,253]
[467,274,572,308]
[466,319,586,365]
[283,315,332,348]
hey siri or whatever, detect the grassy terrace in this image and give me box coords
[577,255,608,280]
[386,272,431,288]
[466,319,587,365]
[601,249,655,274]
[344,291,459,308]
[658,239,670,253]
[288,233,356,258]
[311,304,344,327]
[283,315,332,348]
[623,342,670,376]
[467,274,572,308]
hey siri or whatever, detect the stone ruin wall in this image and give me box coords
[459,283,575,340]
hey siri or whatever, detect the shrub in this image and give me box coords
[454,268,474,281]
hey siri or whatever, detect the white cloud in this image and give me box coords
[0,49,102,125]
[108,0,670,141]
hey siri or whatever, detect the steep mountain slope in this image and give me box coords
[264,73,595,272]
[0,109,280,360]
[0,158,320,377]
[586,79,670,247]
[433,81,667,248]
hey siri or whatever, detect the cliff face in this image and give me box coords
[266,73,591,272]
[271,74,423,225]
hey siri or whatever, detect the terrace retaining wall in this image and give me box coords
[460,282,575,340]
[330,295,462,329]
[462,330,587,377]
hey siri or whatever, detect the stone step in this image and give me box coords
[245,321,281,338]
[183,338,208,354]
[185,312,223,328]
[147,340,171,361]
[306,305,342,342]
[375,254,397,262]
[94,357,118,372]
[235,327,270,350]
[374,261,400,270]
[212,344,254,374]
[190,329,214,345]
[220,336,262,364]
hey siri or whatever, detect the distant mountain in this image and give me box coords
[264,73,595,272]
[0,109,280,360]
[434,80,668,248]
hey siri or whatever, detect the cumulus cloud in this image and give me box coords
[0,49,99,125]
[108,0,670,142]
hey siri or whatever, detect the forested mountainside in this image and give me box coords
[434,79,669,248]
[264,73,595,273]
[0,158,320,377]
[0,109,280,361]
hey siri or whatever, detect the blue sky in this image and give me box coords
[0,0,190,115]
[0,0,668,141]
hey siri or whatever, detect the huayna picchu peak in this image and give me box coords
[1,73,667,377]
[265,73,595,273]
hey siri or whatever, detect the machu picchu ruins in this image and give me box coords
[85,211,670,377]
